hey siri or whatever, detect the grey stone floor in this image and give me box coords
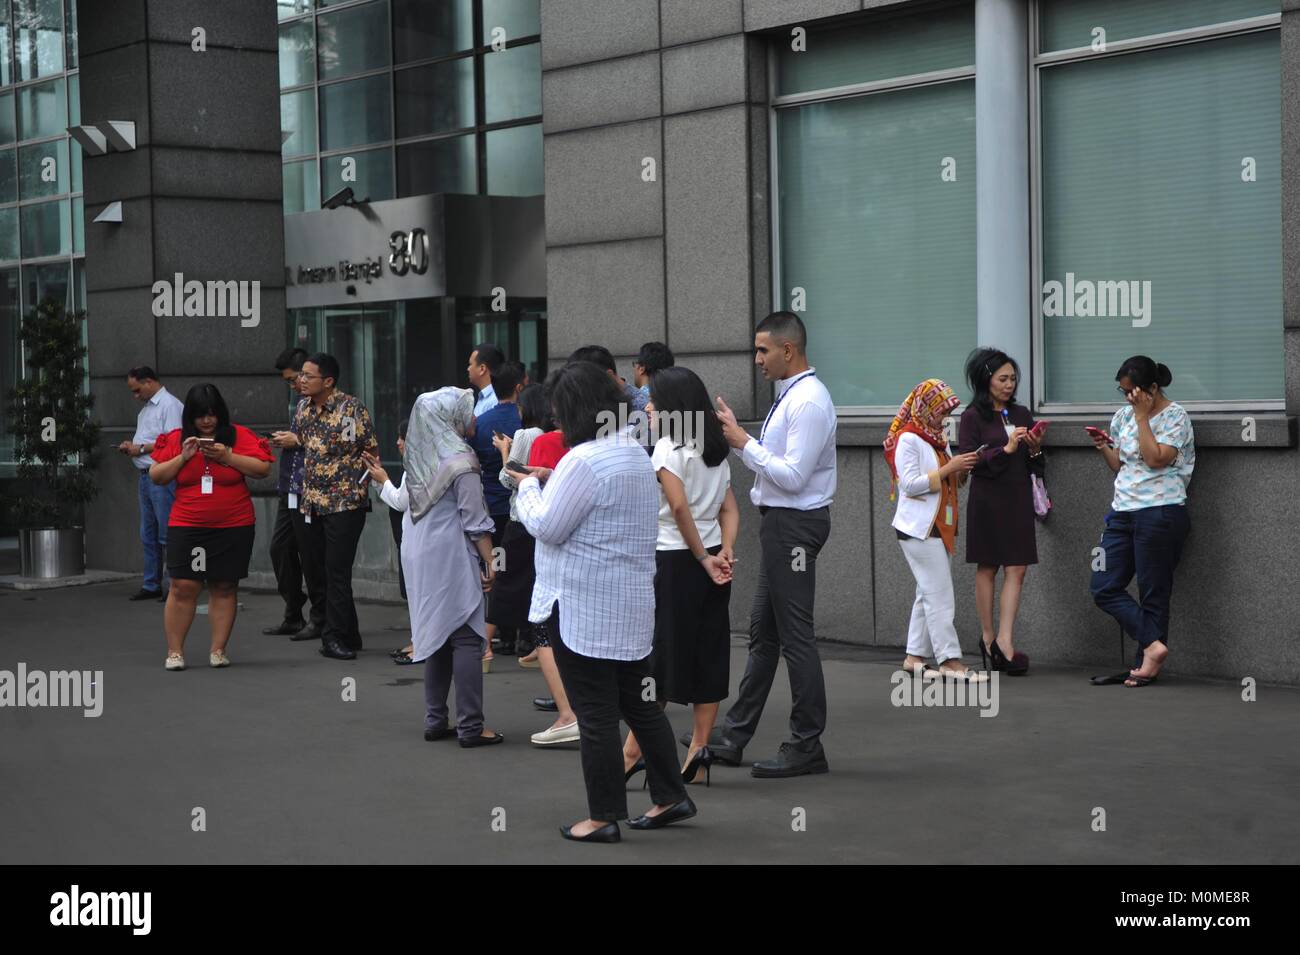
[1,579,1295,864]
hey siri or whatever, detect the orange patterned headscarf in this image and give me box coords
[883,378,960,479]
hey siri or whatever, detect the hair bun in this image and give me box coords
[1156,363,1172,387]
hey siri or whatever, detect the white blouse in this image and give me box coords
[891,432,947,540]
[651,437,730,551]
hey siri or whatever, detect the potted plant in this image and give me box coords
[3,296,100,578]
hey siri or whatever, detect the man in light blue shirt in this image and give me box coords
[467,342,503,418]
[117,366,183,600]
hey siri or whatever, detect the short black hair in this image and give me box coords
[275,347,309,372]
[127,366,158,382]
[181,383,236,447]
[305,352,340,385]
[1116,355,1173,392]
[471,342,505,376]
[755,311,807,352]
[568,345,616,374]
[516,383,553,432]
[545,361,623,446]
[492,360,525,399]
[635,341,674,376]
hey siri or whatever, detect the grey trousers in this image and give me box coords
[722,506,830,754]
[424,624,485,739]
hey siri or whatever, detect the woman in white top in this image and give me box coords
[517,361,695,843]
[883,378,983,681]
[364,420,419,665]
[620,367,739,788]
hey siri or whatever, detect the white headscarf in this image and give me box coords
[404,387,480,524]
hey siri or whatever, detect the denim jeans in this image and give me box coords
[1089,504,1191,667]
[138,471,176,591]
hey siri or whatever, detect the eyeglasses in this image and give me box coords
[298,372,323,381]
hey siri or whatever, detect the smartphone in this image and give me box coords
[1029,419,1049,438]
[505,461,532,475]
[1084,426,1114,447]
[973,443,988,454]
[196,437,215,446]
[492,430,505,440]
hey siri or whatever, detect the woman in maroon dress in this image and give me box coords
[957,348,1043,674]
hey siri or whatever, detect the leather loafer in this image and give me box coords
[459,731,504,748]
[627,796,697,830]
[560,821,620,843]
[319,640,356,660]
[424,724,455,741]
[750,742,829,779]
[127,588,162,601]
[709,740,744,766]
[533,697,557,712]
[262,619,306,636]
[289,623,323,642]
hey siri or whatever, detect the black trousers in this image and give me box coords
[388,505,406,600]
[302,506,367,650]
[290,506,326,629]
[723,506,830,754]
[548,605,686,822]
[269,496,307,623]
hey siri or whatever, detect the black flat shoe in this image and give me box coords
[1090,671,1141,686]
[533,697,557,712]
[627,796,697,830]
[424,725,455,741]
[263,619,306,635]
[290,623,323,642]
[319,640,356,660]
[394,653,416,665]
[560,822,620,843]
[459,731,504,748]
[127,588,162,601]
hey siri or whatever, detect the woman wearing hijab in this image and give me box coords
[884,379,984,681]
[374,387,503,747]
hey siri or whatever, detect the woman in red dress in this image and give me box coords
[150,383,274,670]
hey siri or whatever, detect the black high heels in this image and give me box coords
[681,746,713,787]
[625,757,647,788]
[989,638,1029,675]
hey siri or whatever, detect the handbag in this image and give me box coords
[1031,473,1051,521]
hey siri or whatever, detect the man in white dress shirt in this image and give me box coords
[712,312,837,777]
[117,366,184,601]
[467,342,503,418]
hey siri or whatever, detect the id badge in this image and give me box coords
[201,474,214,495]
[945,504,953,526]
[304,509,312,524]
[288,492,298,510]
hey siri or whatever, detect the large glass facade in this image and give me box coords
[0,0,83,465]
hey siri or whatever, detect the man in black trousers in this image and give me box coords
[709,311,838,777]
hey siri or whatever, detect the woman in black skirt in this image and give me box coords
[149,384,273,670]
[622,367,739,786]
[957,347,1043,675]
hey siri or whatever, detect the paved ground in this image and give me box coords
[1,578,1296,864]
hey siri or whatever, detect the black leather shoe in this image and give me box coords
[533,697,557,712]
[709,740,744,766]
[262,619,306,635]
[319,639,356,660]
[128,588,162,601]
[560,821,620,843]
[289,623,323,642]
[424,724,455,741]
[678,726,728,749]
[750,742,829,778]
[627,796,697,830]
[459,731,504,748]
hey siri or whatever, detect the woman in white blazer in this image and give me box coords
[883,379,984,681]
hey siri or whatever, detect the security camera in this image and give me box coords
[322,186,355,210]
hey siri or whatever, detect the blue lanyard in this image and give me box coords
[760,371,816,445]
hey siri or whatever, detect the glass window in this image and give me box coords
[16,77,65,139]
[776,7,974,97]
[23,259,69,311]
[777,82,976,408]
[283,158,319,214]
[395,58,475,138]
[279,19,314,88]
[71,193,81,253]
[281,89,316,158]
[393,0,473,64]
[483,0,541,40]
[0,148,16,202]
[1040,31,1281,404]
[485,123,542,196]
[19,138,68,198]
[14,0,63,82]
[1039,0,1279,53]
[0,92,14,145]
[20,197,71,257]
[0,12,11,88]
[397,135,476,196]
[67,71,78,126]
[0,207,17,260]
[317,1,390,82]
[484,42,541,124]
[319,74,391,149]
[64,0,76,70]
[278,0,314,20]
[70,137,80,191]
[320,146,392,203]
[0,267,19,463]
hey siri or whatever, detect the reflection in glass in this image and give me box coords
[23,259,70,313]
[0,207,17,260]
[14,0,63,81]
[397,136,476,196]
[320,146,392,202]
[0,149,16,203]
[483,0,542,41]
[0,267,19,463]
[0,93,14,146]
[282,158,319,214]
[70,137,80,191]
[20,197,70,258]
[64,0,76,70]
[395,58,475,137]
[319,74,391,149]
[317,1,390,81]
[68,71,78,126]
[17,77,66,140]
[393,0,473,63]
[0,17,11,87]
[19,138,68,198]
[485,123,543,196]
[71,194,82,254]
[281,89,317,158]
[279,20,314,89]
[278,0,314,20]
[484,42,542,124]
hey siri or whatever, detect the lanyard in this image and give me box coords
[759,371,816,445]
